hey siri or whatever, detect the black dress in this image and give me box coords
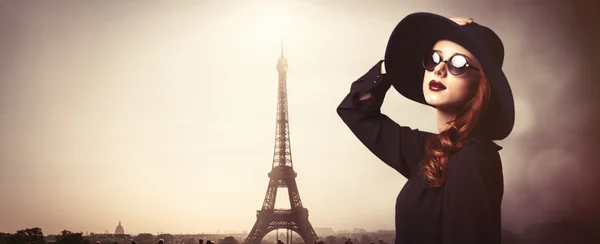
[336,61,504,244]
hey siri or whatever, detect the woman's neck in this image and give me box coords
[437,109,457,133]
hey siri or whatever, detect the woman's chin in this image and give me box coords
[425,98,454,111]
[424,95,444,107]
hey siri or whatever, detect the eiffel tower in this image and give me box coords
[244,41,318,244]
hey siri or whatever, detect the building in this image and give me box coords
[115,221,125,235]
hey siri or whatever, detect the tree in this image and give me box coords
[0,233,12,244]
[183,238,196,244]
[217,236,238,244]
[324,236,337,244]
[134,234,155,244]
[359,235,371,244]
[0,227,46,244]
[20,227,46,244]
[154,234,174,244]
[55,230,89,244]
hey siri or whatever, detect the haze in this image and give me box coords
[1,0,598,237]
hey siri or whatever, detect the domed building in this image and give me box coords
[115,221,125,235]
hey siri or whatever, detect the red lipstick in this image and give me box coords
[429,80,446,91]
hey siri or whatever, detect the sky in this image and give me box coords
[1,0,599,238]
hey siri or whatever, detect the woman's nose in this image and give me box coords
[433,62,448,77]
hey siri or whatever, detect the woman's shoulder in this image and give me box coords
[455,137,502,158]
[448,139,503,178]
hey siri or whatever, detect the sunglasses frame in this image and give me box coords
[422,50,480,76]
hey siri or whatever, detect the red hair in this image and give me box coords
[420,73,492,187]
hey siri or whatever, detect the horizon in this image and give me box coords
[2,224,388,237]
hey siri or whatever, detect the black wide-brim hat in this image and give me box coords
[384,12,515,140]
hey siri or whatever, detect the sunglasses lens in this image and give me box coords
[449,55,468,75]
[423,51,441,71]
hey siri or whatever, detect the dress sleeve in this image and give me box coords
[336,60,432,179]
[442,145,503,244]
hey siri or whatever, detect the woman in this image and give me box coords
[337,13,515,244]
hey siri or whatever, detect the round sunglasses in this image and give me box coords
[422,50,480,76]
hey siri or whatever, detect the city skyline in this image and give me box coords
[3,220,372,237]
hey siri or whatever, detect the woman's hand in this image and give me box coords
[449,17,474,26]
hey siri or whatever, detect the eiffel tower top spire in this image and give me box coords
[277,39,288,74]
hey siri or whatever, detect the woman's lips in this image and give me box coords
[429,80,446,91]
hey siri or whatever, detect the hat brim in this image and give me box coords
[384,12,515,140]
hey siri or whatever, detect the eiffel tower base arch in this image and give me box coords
[245,208,318,244]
